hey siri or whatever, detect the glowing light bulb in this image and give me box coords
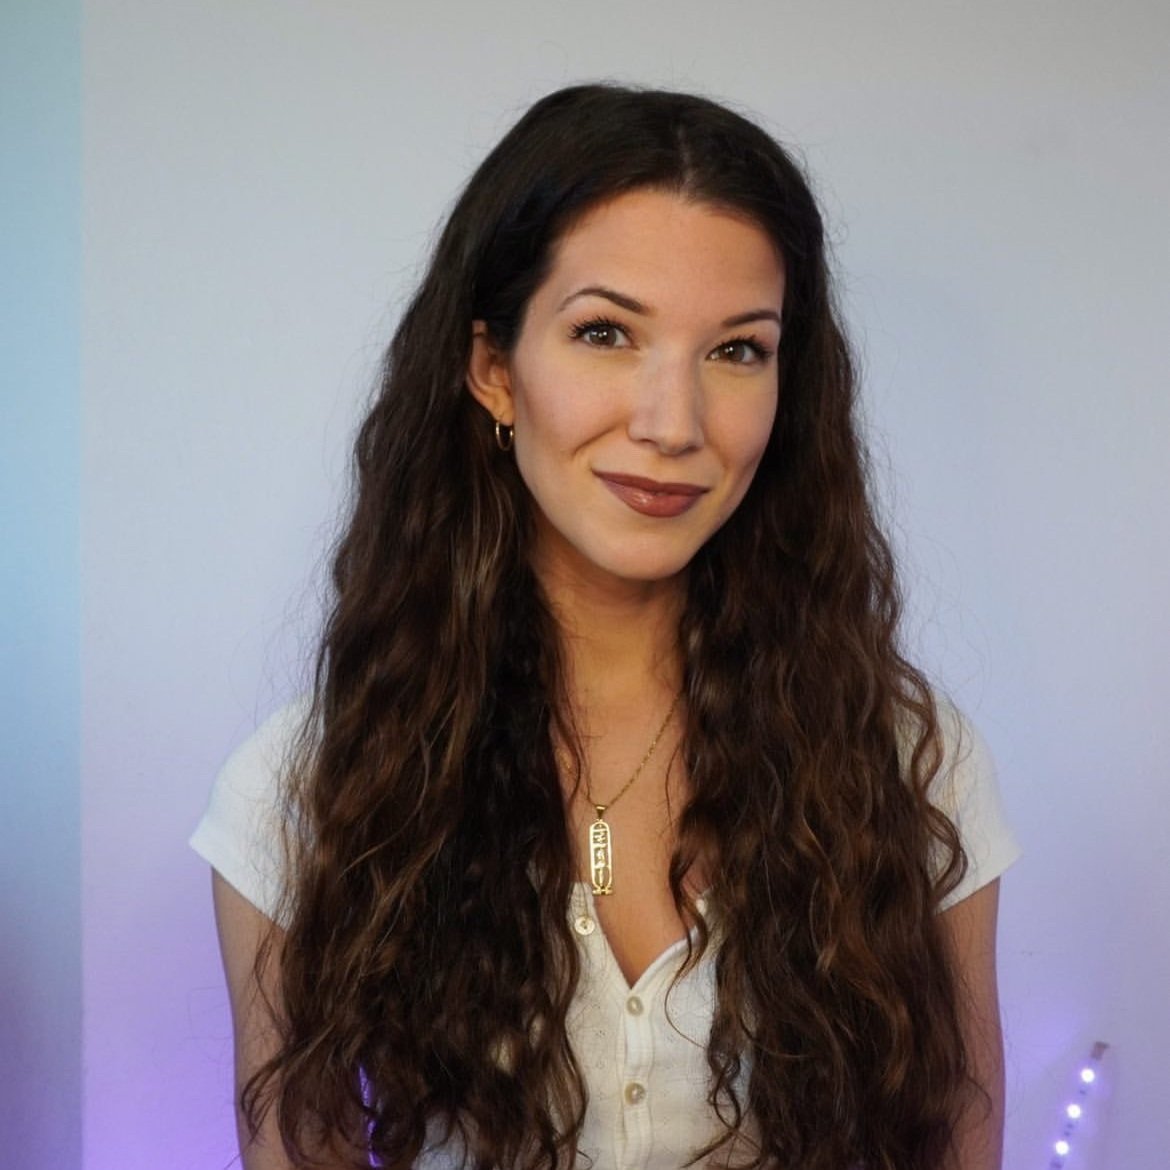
[1049,1042,1107,1168]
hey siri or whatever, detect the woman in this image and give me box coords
[193,84,1019,1170]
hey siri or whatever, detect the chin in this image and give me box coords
[533,519,707,590]
[593,547,699,587]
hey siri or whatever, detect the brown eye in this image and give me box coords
[570,318,630,348]
[710,338,771,365]
[584,325,620,347]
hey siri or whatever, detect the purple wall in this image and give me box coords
[78,4,1170,1168]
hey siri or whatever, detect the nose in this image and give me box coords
[626,355,704,454]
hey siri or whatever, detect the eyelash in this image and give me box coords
[568,317,775,363]
[568,316,626,345]
[713,335,775,363]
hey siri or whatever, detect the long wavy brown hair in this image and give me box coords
[245,84,972,1169]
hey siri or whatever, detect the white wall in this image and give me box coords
[81,2,1169,1167]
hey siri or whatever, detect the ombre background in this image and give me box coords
[4,1,1168,1167]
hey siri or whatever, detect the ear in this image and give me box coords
[466,322,515,426]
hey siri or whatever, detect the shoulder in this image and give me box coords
[189,696,314,922]
[920,696,1022,909]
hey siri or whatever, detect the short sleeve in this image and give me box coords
[189,697,311,923]
[927,701,1022,910]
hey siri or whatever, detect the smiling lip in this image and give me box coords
[594,472,709,518]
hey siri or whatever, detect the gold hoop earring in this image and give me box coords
[494,420,514,452]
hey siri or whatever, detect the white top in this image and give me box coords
[191,697,1020,1170]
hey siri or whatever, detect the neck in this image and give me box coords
[535,564,685,719]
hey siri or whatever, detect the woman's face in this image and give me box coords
[468,188,784,593]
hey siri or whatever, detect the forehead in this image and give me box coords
[539,189,786,315]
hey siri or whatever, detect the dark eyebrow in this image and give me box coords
[558,285,782,330]
[721,308,783,330]
[557,285,648,315]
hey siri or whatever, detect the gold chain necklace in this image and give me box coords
[566,695,681,897]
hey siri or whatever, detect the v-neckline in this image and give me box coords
[572,881,710,991]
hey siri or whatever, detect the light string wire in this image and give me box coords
[1046,1040,1108,1168]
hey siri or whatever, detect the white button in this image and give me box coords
[573,914,596,936]
[626,995,644,1016]
[624,1081,646,1105]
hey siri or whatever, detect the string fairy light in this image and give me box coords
[1046,1041,1108,1168]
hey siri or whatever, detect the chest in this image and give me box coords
[564,884,753,1170]
[414,891,750,1170]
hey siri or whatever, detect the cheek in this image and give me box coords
[723,393,779,475]
[508,367,589,501]
[512,358,616,455]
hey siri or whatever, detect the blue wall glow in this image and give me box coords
[0,2,82,1166]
